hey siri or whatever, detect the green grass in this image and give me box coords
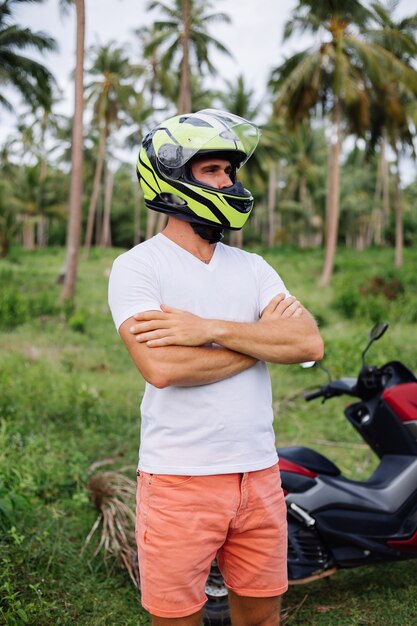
[1,245,417,625]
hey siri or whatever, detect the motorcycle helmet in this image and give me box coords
[136,109,260,234]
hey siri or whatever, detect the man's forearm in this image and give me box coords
[145,344,258,387]
[132,305,324,365]
[120,318,257,388]
[207,313,323,364]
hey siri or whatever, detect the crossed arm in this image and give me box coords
[120,294,324,389]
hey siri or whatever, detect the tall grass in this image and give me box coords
[1,245,417,625]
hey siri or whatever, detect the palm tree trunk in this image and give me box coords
[84,124,107,258]
[37,215,48,247]
[320,101,342,287]
[22,217,35,250]
[230,229,243,248]
[267,163,277,248]
[0,231,9,258]
[100,165,114,247]
[299,175,307,210]
[133,191,142,245]
[381,135,390,238]
[374,135,390,246]
[37,115,48,248]
[95,196,103,246]
[177,0,191,114]
[146,210,158,240]
[373,146,383,246]
[59,0,85,303]
[156,212,168,233]
[394,144,403,268]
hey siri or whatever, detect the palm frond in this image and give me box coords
[83,467,139,588]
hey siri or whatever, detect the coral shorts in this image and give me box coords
[135,463,288,618]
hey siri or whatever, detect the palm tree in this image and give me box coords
[14,93,65,246]
[339,145,379,249]
[0,0,56,113]
[145,0,231,113]
[269,0,417,285]
[0,172,20,257]
[83,42,138,257]
[59,0,85,303]
[217,73,274,246]
[365,0,417,266]
[278,123,327,247]
[32,95,66,246]
[134,24,170,116]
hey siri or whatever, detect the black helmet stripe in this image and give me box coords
[169,179,231,227]
[139,154,161,192]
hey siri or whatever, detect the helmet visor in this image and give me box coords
[154,109,260,170]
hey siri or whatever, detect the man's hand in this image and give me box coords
[130,305,214,348]
[130,294,302,348]
[260,293,302,321]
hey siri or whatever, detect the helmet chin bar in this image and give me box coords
[190,222,224,243]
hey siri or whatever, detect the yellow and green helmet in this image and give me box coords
[136,109,260,231]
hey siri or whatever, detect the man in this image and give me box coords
[108,109,324,626]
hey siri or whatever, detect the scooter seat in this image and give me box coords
[277,446,341,476]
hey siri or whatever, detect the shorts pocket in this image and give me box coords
[264,463,280,475]
[150,474,194,488]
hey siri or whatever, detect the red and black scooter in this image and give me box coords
[204,323,417,624]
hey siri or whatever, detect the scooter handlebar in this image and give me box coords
[304,378,358,402]
[304,389,325,401]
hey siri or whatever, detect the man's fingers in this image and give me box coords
[261,293,286,316]
[135,329,173,343]
[133,310,167,321]
[280,300,301,317]
[160,304,183,313]
[146,337,175,348]
[278,296,296,310]
[130,319,171,334]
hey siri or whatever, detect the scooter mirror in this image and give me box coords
[369,322,389,342]
[362,322,389,364]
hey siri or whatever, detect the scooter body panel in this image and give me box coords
[278,334,417,582]
[283,455,417,515]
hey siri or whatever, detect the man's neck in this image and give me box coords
[162,217,216,263]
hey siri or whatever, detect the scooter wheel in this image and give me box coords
[203,597,230,626]
[203,559,230,625]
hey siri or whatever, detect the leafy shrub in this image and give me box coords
[332,267,415,324]
[0,289,27,329]
[68,310,87,333]
[332,281,361,318]
[397,295,417,324]
[359,275,404,300]
[0,481,31,531]
[0,270,61,330]
[358,295,391,324]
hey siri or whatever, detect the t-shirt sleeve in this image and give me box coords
[108,251,161,332]
[255,254,291,315]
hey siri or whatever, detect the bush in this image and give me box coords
[332,266,415,325]
[0,269,61,330]
[67,310,87,333]
[0,288,28,329]
[333,281,361,318]
[359,274,404,300]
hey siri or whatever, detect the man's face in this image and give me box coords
[191,158,233,189]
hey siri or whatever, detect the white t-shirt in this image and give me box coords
[108,233,290,475]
